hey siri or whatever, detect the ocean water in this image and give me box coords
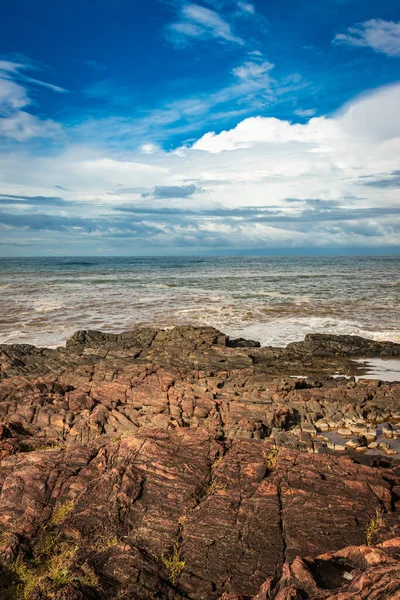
[0,256,399,348]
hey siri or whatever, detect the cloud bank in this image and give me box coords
[0,79,399,254]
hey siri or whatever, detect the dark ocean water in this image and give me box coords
[0,255,399,348]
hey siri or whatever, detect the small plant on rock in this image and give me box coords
[2,544,78,600]
[264,445,280,472]
[96,535,119,551]
[50,500,75,526]
[160,542,185,585]
[365,507,384,546]
[80,562,100,588]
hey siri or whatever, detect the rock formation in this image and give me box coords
[0,326,399,599]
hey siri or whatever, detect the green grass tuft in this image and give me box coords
[50,500,74,526]
[264,445,280,472]
[365,507,384,546]
[160,542,185,585]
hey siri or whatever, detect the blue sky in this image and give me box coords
[0,0,399,255]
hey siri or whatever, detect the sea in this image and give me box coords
[0,255,399,349]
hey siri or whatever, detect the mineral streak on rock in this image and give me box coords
[0,326,399,599]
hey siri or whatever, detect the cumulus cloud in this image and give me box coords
[191,82,400,152]
[167,3,244,45]
[334,19,400,57]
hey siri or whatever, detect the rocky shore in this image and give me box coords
[0,326,400,599]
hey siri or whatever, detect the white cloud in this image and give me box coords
[72,59,300,148]
[0,59,68,93]
[232,60,274,79]
[22,75,68,94]
[0,60,25,74]
[294,108,316,117]
[0,58,64,141]
[337,82,400,141]
[0,111,61,142]
[237,2,255,15]
[190,115,337,152]
[168,3,244,45]
[141,143,160,154]
[0,83,399,250]
[0,78,30,109]
[192,83,400,154]
[334,19,400,57]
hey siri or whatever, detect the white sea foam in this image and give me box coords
[32,300,65,313]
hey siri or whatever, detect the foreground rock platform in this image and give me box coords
[0,326,399,599]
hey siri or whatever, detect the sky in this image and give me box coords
[0,0,399,256]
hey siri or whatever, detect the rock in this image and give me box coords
[285,333,400,358]
[382,423,394,438]
[379,443,397,455]
[0,430,395,599]
[338,427,352,436]
[365,428,378,442]
[298,431,313,444]
[378,442,397,456]
[315,419,329,432]
[351,423,369,434]
[346,436,366,449]
[226,538,400,599]
[334,443,346,451]
[301,423,317,435]
[227,337,261,348]
[0,326,399,599]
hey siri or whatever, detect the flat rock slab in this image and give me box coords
[0,428,399,599]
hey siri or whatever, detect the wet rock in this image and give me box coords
[334,443,346,451]
[314,419,329,432]
[365,428,377,442]
[338,427,352,436]
[301,423,317,435]
[285,333,400,358]
[382,423,394,438]
[379,443,397,455]
[227,337,260,348]
[346,436,366,450]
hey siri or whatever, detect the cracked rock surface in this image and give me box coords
[0,326,400,599]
